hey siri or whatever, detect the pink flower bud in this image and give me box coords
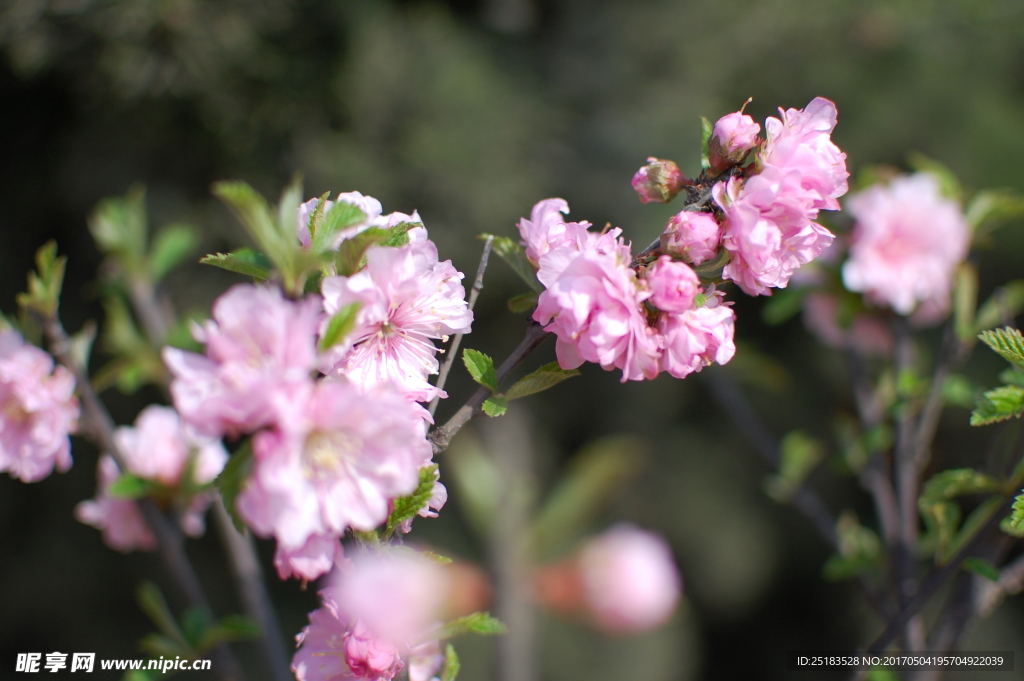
[578,524,681,635]
[660,211,721,265]
[343,622,404,680]
[631,157,686,203]
[709,111,761,171]
[645,256,700,313]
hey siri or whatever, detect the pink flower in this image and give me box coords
[75,455,156,553]
[163,284,322,437]
[274,533,348,582]
[343,622,405,681]
[0,331,78,483]
[657,301,736,379]
[320,237,472,402]
[578,524,681,634]
[841,173,969,317]
[115,405,226,487]
[660,211,721,265]
[713,169,836,295]
[293,596,376,681]
[516,198,590,266]
[297,191,387,250]
[645,257,700,313]
[759,97,849,212]
[631,158,686,204]
[709,111,761,171]
[236,379,431,555]
[533,232,661,382]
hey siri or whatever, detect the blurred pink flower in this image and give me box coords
[516,198,590,266]
[660,211,721,266]
[0,331,78,483]
[320,236,472,403]
[236,379,431,556]
[75,455,156,553]
[274,532,347,582]
[841,173,969,317]
[631,158,686,204]
[578,524,681,634]
[709,111,760,171]
[645,256,700,313]
[115,404,227,487]
[658,303,736,379]
[163,284,322,437]
[803,293,893,356]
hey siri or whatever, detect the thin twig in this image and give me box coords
[975,551,1024,618]
[430,321,550,455]
[429,235,494,417]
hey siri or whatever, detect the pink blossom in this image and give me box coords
[660,211,721,265]
[645,257,700,313]
[713,169,836,295]
[533,232,661,382]
[578,524,681,634]
[516,198,590,265]
[274,533,348,582]
[75,456,156,553]
[407,641,445,681]
[841,173,969,317]
[297,191,388,250]
[163,284,322,437]
[236,379,432,555]
[0,331,78,483]
[292,596,375,681]
[343,622,405,681]
[657,302,736,379]
[115,405,226,487]
[759,97,849,212]
[320,237,472,402]
[631,158,686,204]
[709,111,761,171]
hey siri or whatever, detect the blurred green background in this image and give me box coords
[2,0,1024,679]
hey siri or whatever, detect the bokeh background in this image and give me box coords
[2,0,1024,679]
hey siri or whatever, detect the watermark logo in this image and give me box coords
[16,653,209,674]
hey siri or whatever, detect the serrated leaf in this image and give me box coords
[505,362,579,400]
[971,385,1024,426]
[507,291,538,314]
[978,327,1024,370]
[463,349,498,393]
[137,582,188,646]
[1003,491,1024,536]
[313,201,366,253]
[438,612,507,640]
[761,286,810,326]
[441,644,460,681]
[482,235,541,293]
[148,224,198,281]
[334,225,411,276]
[975,282,1024,333]
[109,473,164,500]
[319,303,361,352]
[700,116,713,170]
[962,557,1001,582]
[199,248,273,281]
[215,441,254,532]
[386,465,439,537]
[482,396,507,417]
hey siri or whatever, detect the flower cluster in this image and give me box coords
[163,192,470,580]
[0,330,79,483]
[75,405,228,551]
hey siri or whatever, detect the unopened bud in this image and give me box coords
[708,111,761,172]
[631,158,687,204]
[660,211,721,265]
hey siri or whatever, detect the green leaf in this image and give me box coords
[109,473,164,500]
[199,248,273,281]
[482,235,541,293]
[908,151,962,201]
[215,441,254,532]
[971,385,1024,426]
[761,287,810,326]
[505,362,579,400]
[999,367,1024,387]
[482,395,508,417]
[507,291,539,314]
[276,175,304,254]
[386,465,440,537]
[196,615,261,653]
[975,282,1024,333]
[978,327,1024,370]
[463,349,498,393]
[319,303,361,352]
[919,468,1001,506]
[823,510,882,581]
[136,582,188,647]
[942,374,978,409]
[1003,490,1024,536]
[700,116,713,170]
[441,644,460,681]
[313,201,366,253]
[148,224,198,281]
[944,496,1006,563]
[966,188,1024,237]
[438,612,507,640]
[953,263,978,343]
[212,181,281,254]
[962,557,1000,582]
[334,225,411,276]
[181,607,213,647]
[764,430,823,503]
[88,185,148,265]
[17,241,67,317]
[529,437,639,559]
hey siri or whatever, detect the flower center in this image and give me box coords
[303,430,362,480]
